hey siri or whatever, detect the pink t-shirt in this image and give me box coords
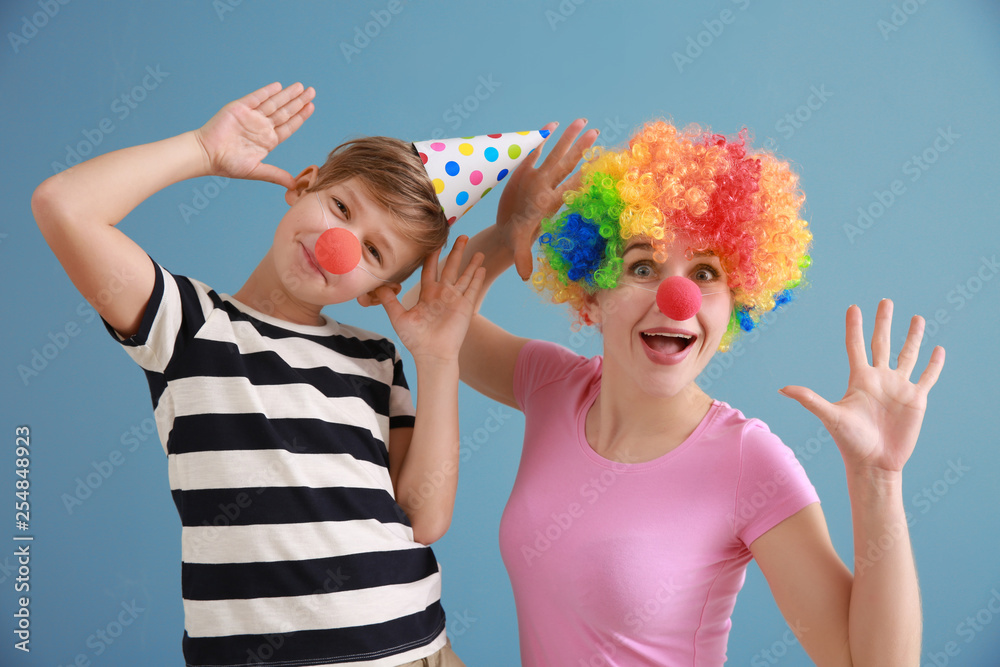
[500,340,820,666]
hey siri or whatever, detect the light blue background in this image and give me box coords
[2,1,999,665]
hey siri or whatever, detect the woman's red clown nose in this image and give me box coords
[316,227,362,275]
[656,276,702,321]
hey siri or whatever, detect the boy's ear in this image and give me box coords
[285,166,320,205]
[357,283,402,308]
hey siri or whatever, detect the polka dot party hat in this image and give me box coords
[413,130,551,224]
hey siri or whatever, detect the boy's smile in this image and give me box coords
[299,240,326,279]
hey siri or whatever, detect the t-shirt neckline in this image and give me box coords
[221,293,339,336]
[576,360,723,472]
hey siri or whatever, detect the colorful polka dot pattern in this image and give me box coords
[412,129,551,224]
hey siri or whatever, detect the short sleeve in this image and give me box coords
[389,347,416,430]
[102,257,215,374]
[513,339,592,411]
[733,422,820,546]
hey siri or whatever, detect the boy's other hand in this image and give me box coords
[496,118,599,280]
[194,82,315,190]
[378,236,486,365]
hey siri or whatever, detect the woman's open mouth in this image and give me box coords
[640,329,696,364]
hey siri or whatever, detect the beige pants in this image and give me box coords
[398,640,466,667]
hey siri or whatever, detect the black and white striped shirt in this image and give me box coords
[105,260,447,666]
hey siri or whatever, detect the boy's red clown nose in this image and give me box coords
[315,228,361,275]
[656,276,702,321]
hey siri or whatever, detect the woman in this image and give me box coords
[396,119,945,665]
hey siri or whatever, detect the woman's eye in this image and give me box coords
[632,263,654,278]
[693,265,720,281]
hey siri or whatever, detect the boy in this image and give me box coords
[32,82,484,666]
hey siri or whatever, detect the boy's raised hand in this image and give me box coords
[779,300,946,474]
[194,82,315,190]
[377,236,486,363]
[496,118,599,280]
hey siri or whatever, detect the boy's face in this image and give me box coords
[273,170,424,308]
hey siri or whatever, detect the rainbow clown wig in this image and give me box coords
[533,120,812,351]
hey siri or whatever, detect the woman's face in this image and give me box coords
[583,233,735,398]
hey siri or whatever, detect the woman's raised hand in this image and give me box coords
[780,299,946,474]
[496,118,599,280]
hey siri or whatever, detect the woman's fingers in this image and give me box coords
[779,385,837,428]
[845,304,869,370]
[521,121,559,171]
[917,346,946,392]
[870,298,894,368]
[554,169,585,204]
[545,121,598,185]
[544,118,588,167]
[514,235,535,281]
[895,315,926,379]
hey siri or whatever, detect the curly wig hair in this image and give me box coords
[532,120,812,351]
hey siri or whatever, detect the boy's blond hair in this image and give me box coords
[308,137,449,280]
